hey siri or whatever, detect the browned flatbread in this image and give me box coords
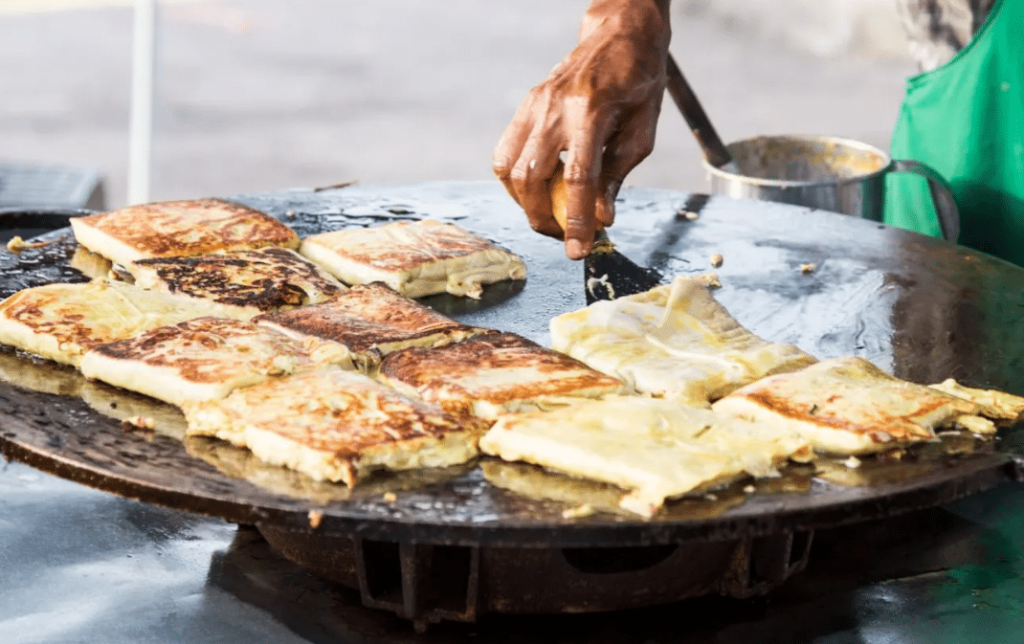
[79,317,353,406]
[129,247,345,316]
[183,367,488,486]
[256,282,485,371]
[299,219,526,298]
[70,198,299,267]
[378,332,624,419]
[0,280,243,367]
[712,356,995,455]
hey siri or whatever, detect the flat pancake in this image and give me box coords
[550,275,817,406]
[81,380,189,440]
[184,435,475,504]
[377,332,625,419]
[0,279,245,368]
[256,282,485,371]
[129,247,346,317]
[711,356,996,455]
[480,396,810,517]
[928,379,1024,426]
[299,219,527,298]
[79,317,353,406]
[70,198,299,268]
[182,367,488,487]
[0,346,85,397]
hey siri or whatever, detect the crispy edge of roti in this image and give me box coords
[182,368,486,487]
[929,378,1024,427]
[299,220,527,299]
[712,356,990,455]
[377,332,624,420]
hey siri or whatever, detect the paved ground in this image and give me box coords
[0,0,916,208]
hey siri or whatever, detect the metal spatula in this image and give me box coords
[548,162,662,304]
[547,53,729,304]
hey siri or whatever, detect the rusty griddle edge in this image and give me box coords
[1,183,1023,549]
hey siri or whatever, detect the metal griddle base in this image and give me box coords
[2,182,1024,624]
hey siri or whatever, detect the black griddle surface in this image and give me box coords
[1,182,1023,548]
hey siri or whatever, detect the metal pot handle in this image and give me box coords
[890,159,961,243]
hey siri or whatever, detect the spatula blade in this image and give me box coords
[583,233,663,304]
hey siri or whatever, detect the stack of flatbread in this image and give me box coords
[2,198,1021,518]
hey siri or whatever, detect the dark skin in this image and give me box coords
[493,0,672,259]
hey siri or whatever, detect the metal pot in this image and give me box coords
[703,135,961,242]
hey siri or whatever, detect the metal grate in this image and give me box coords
[0,162,105,211]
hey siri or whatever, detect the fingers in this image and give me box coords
[509,128,565,239]
[595,102,660,227]
[562,120,608,259]
[492,98,535,202]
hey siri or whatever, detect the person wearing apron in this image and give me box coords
[886,0,1024,267]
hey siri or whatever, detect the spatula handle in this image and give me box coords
[664,53,733,168]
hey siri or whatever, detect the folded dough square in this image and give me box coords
[712,356,996,455]
[480,396,810,517]
[128,247,346,317]
[255,282,486,371]
[377,332,625,419]
[70,198,299,267]
[550,275,817,406]
[182,368,488,487]
[298,219,526,298]
[80,317,353,406]
[0,280,245,368]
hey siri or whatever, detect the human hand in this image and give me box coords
[493,0,671,259]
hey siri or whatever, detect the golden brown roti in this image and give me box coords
[183,367,488,486]
[299,219,526,298]
[377,332,624,419]
[70,198,299,267]
[80,317,353,406]
[129,247,345,316]
[712,356,995,455]
[256,282,485,371]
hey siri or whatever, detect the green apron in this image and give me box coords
[885,0,1024,267]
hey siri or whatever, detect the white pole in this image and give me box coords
[128,0,157,205]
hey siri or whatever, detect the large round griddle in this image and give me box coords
[1,181,1023,548]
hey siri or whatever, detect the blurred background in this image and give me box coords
[0,0,916,210]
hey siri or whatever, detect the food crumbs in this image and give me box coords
[5,236,55,254]
[383,492,398,503]
[561,504,596,519]
[710,253,724,268]
[843,456,862,469]
[307,510,324,529]
[800,263,818,274]
[122,416,155,430]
